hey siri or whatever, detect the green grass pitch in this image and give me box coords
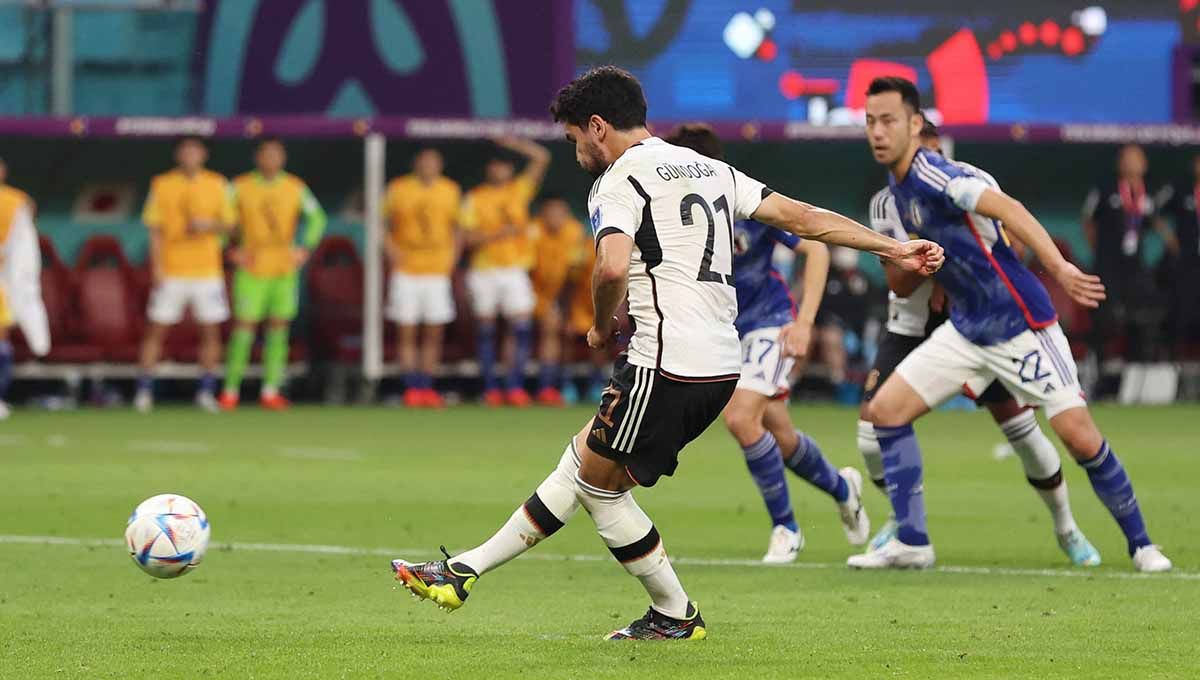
[0,404,1197,678]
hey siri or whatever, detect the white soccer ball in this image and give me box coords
[124,493,210,579]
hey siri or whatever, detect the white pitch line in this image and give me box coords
[1,534,1197,582]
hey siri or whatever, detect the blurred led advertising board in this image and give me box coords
[576,1,1180,124]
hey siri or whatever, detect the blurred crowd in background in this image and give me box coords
[2,135,1198,412]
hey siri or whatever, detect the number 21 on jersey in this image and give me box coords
[679,193,734,286]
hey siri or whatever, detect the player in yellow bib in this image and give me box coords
[219,138,326,410]
[460,137,550,407]
[0,158,34,420]
[385,148,462,409]
[528,195,586,406]
[136,137,235,413]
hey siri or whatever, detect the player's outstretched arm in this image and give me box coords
[752,193,943,275]
[975,188,1106,308]
[588,233,633,349]
[778,240,828,358]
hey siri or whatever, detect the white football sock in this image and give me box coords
[999,410,1078,535]
[452,441,581,575]
[857,419,886,494]
[575,476,690,619]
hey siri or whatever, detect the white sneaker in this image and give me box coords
[134,389,153,414]
[847,537,935,570]
[1132,545,1172,573]
[837,467,870,546]
[762,525,804,564]
[195,391,219,414]
[867,517,899,553]
[0,401,11,421]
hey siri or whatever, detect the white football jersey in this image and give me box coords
[587,137,770,379]
[869,187,932,338]
[869,160,1001,338]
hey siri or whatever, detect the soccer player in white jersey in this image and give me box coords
[390,67,944,640]
[850,76,1171,572]
[858,122,1100,566]
[665,123,868,565]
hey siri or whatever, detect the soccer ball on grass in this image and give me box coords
[124,493,210,579]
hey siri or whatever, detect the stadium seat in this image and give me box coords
[11,235,103,363]
[306,236,363,362]
[74,235,143,362]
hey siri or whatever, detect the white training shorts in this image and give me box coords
[896,321,1087,419]
[735,326,794,398]
[466,267,535,318]
[147,277,229,325]
[387,272,456,325]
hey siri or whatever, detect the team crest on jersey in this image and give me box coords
[734,227,752,255]
[590,206,602,232]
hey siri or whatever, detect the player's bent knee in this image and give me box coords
[576,441,635,493]
[1049,407,1103,461]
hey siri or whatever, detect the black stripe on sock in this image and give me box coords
[522,493,565,537]
[1027,468,1063,490]
[609,525,662,563]
[872,476,888,491]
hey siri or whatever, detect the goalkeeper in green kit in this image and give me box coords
[219,138,326,410]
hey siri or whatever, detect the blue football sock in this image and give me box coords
[539,362,560,391]
[742,432,797,531]
[0,341,12,399]
[477,323,498,392]
[421,373,434,390]
[136,374,154,393]
[0,340,12,397]
[875,424,929,546]
[1080,441,1151,556]
[784,430,848,502]
[404,372,419,390]
[198,373,217,396]
[507,320,533,391]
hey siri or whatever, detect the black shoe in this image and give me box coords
[605,603,706,640]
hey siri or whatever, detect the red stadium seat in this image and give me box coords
[11,235,103,362]
[74,235,143,362]
[306,236,363,362]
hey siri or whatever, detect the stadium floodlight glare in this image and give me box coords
[723,11,764,59]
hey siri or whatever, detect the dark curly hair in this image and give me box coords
[549,66,647,130]
[664,123,724,161]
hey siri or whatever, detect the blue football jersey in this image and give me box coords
[887,148,1057,345]
[733,219,799,336]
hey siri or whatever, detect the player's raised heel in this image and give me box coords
[847,537,935,570]
[837,467,870,546]
[390,547,477,612]
[605,603,706,641]
[1057,529,1101,567]
[1132,545,1172,573]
